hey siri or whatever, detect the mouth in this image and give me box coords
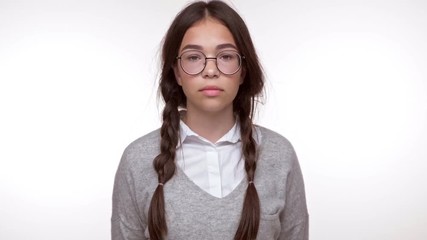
[200,86,223,91]
[199,86,223,96]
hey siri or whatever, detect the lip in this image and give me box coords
[199,86,223,97]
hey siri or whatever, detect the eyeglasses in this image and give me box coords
[176,50,244,75]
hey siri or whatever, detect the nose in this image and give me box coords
[202,58,220,78]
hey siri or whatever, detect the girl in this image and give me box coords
[112,1,308,239]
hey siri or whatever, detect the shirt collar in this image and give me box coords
[177,110,262,148]
[178,119,241,148]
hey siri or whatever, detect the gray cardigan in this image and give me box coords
[112,126,309,239]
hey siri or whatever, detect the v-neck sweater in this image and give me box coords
[112,125,309,240]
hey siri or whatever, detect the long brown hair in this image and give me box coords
[148,1,264,239]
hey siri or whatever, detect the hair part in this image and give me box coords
[149,1,265,239]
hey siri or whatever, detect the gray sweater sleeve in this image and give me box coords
[111,147,147,240]
[279,147,309,240]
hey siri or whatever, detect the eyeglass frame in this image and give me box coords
[176,50,245,76]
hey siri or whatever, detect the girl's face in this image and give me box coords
[174,17,244,117]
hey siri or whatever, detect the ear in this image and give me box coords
[173,65,182,86]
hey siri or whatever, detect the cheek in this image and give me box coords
[239,68,246,84]
[236,72,244,86]
[230,78,243,95]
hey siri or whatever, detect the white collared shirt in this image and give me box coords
[176,120,245,198]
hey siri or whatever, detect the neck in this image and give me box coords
[183,108,236,143]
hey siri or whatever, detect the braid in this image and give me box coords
[148,98,180,240]
[234,98,261,240]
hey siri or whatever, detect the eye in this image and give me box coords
[218,52,237,62]
[183,52,203,62]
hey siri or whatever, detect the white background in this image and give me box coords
[1,0,426,239]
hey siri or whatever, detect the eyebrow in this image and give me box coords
[181,43,238,52]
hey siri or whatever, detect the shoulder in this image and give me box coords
[254,125,298,172]
[123,129,161,157]
[118,129,161,175]
[254,125,295,154]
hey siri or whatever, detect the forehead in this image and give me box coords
[179,17,237,52]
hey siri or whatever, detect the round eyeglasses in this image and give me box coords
[176,50,244,75]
